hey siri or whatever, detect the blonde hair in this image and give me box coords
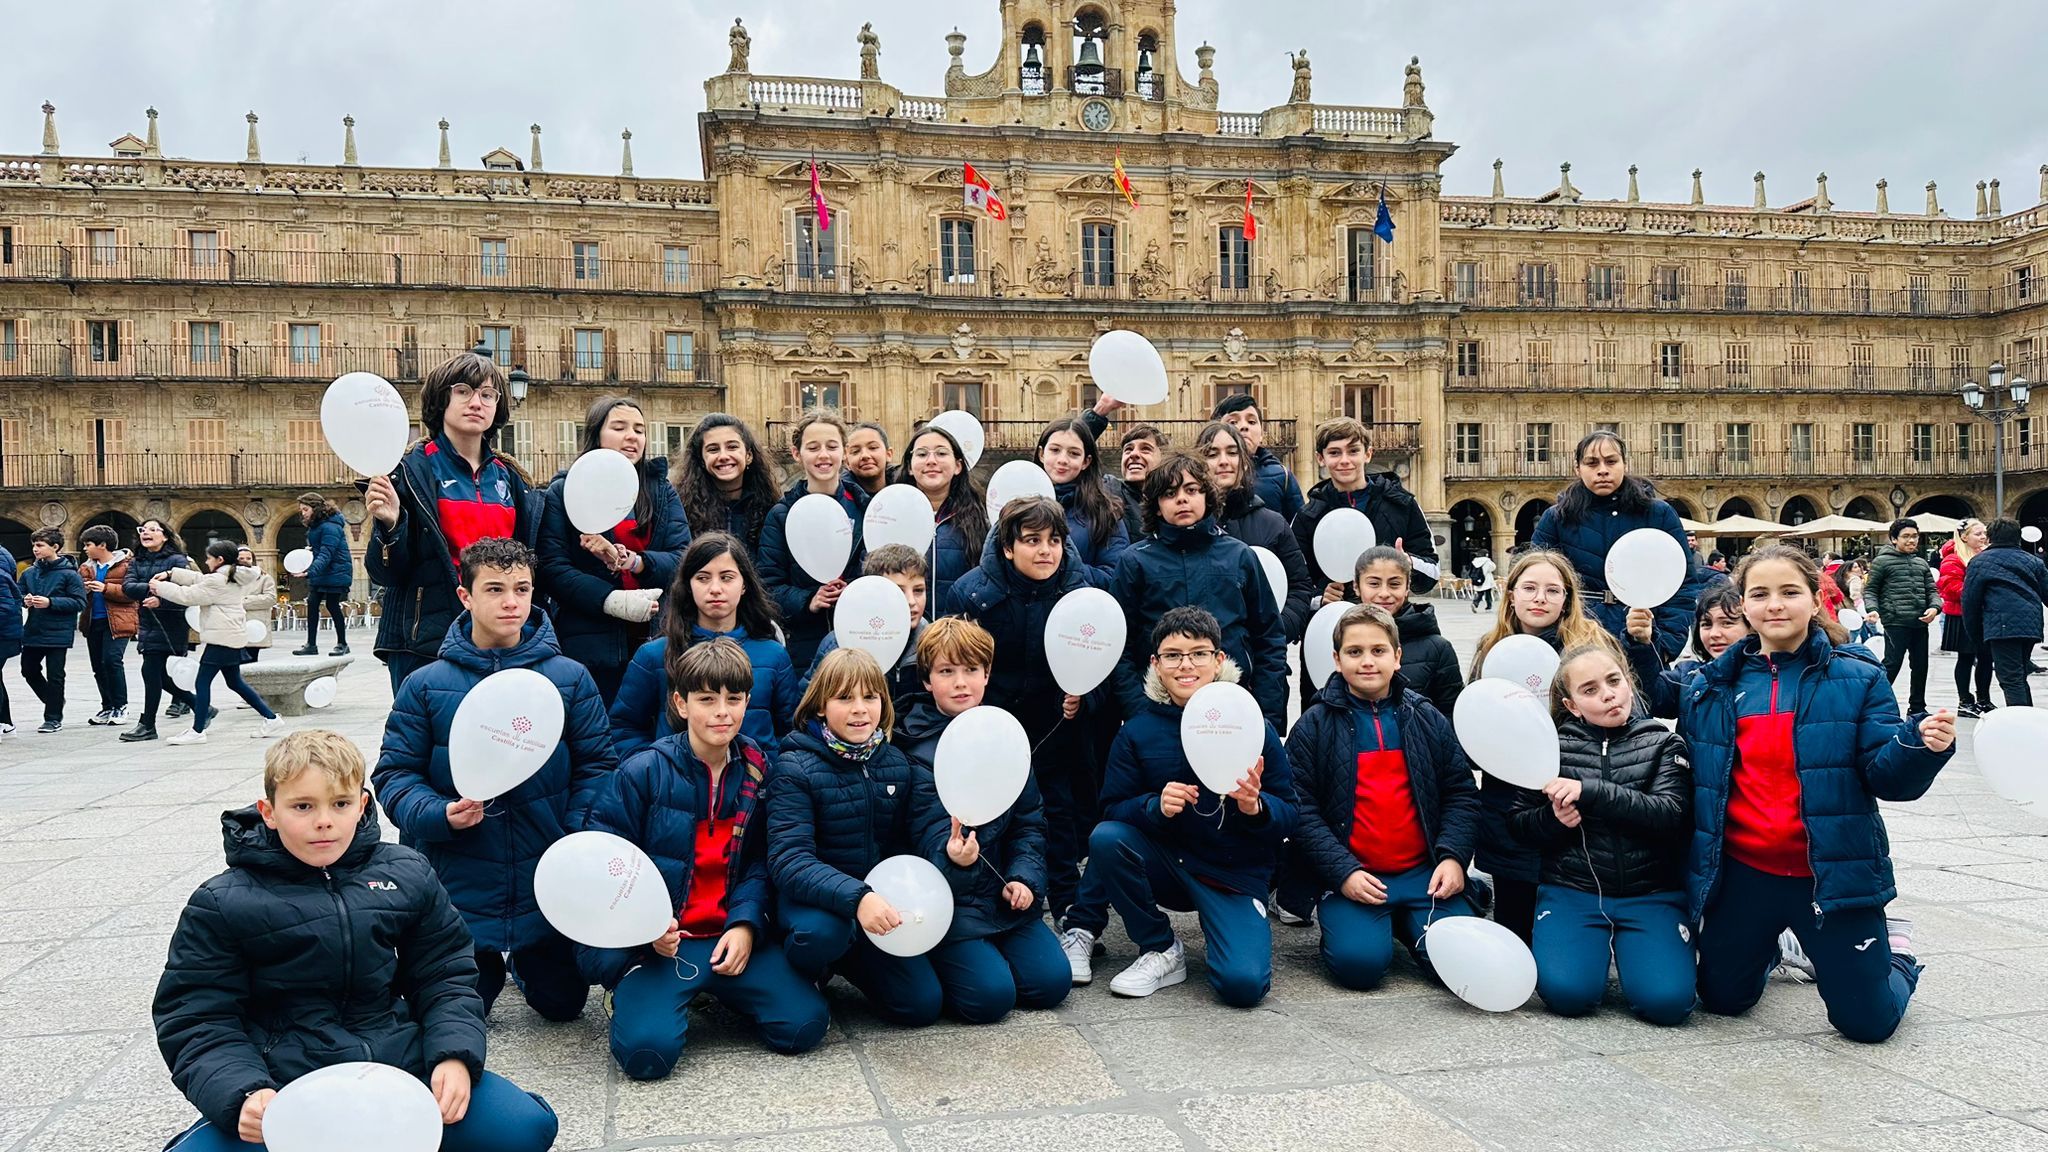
[916,616,995,679]
[1550,643,1635,722]
[1471,549,1619,679]
[264,730,366,801]
[1954,518,1985,565]
[795,647,896,736]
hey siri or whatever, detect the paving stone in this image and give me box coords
[0,1033,132,1107]
[1895,868,2045,904]
[610,1039,879,1140]
[10,936,172,985]
[1615,1037,1978,1139]
[0,1110,49,1151]
[1913,950,2048,1017]
[904,1111,1184,1152]
[1179,1081,1483,1151]
[1090,1008,1354,1093]
[1784,1116,2048,1151]
[863,1019,1118,1118]
[1400,1055,1753,1151]
[1816,1020,2048,1111]
[1293,994,1581,1073]
[20,1095,200,1152]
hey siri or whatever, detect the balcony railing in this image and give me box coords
[0,342,719,389]
[1066,65,1123,98]
[1445,448,1993,483]
[0,243,719,295]
[1445,362,1988,396]
[1444,278,2037,317]
[924,268,994,297]
[0,453,364,490]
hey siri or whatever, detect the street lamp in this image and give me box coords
[506,366,530,408]
[1960,360,2031,516]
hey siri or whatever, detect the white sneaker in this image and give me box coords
[1109,940,1187,998]
[1774,929,1815,981]
[166,729,208,746]
[1887,916,1916,961]
[253,718,286,739]
[1061,927,1096,986]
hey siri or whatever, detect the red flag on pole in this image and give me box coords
[964,162,1007,221]
[1243,178,1258,240]
[809,157,832,231]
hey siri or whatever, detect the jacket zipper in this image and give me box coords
[1599,737,1618,892]
[322,868,356,1036]
[1790,657,1827,923]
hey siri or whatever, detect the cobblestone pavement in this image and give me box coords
[4,605,2048,1151]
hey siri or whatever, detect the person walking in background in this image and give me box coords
[1866,519,1939,715]
[0,542,19,740]
[295,492,354,657]
[19,527,86,733]
[1470,551,1496,612]
[235,546,277,664]
[121,518,201,743]
[1962,518,2048,709]
[1936,519,1995,716]
[150,540,284,744]
[77,524,136,726]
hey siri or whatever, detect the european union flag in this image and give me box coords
[1373,186,1395,243]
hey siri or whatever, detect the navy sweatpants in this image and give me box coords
[781,902,944,1027]
[1316,863,1476,990]
[164,1068,557,1152]
[1085,820,1273,1008]
[1698,858,1921,1043]
[1533,885,1695,1026]
[608,937,830,1079]
[476,934,589,1022]
[927,919,1073,1024]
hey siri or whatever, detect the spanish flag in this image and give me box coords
[1113,149,1139,208]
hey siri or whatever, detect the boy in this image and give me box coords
[800,543,929,704]
[1061,607,1297,1007]
[1213,393,1304,520]
[1291,418,1440,595]
[893,616,996,767]
[1867,518,1939,714]
[582,639,830,1079]
[373,537,618,1022]
[1284,604,1481,990]
[78,524,137,725]
[20,527,86,733]
[153,731,558,1152]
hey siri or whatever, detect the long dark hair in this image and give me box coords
[205,539,243,583]
[664,533,780,648]
[297,492,337,525]
[580,395,656,525]
[139,517,184,556]
[1194,419,1256,510]
[1732,543,1850,646]
[677,414,780,542]
[904,425,987,568]
[1555,430,1659,526]
[1037,416,1121,544]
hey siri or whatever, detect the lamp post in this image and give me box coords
[506,366,530,408]
[1961,360,2032,516]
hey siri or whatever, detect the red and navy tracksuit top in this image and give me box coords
[1347,698,1432,876]
[420,434,518,569]
[1727,650,1810,877]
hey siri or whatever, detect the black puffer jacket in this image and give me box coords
[1509,716,1691,897]
[1220,487,1317,640]
[764,727,923,917]
[1292,475,1440,593]
[944,539,1089,735]
[899,702,1053,941]
[124,544,196,653]
[153,805,484,1136]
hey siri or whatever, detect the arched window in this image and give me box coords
[1071,9,1109,96]
[1020,23,1047,94]
[1136,32,1160,99]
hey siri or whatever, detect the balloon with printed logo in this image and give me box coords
[262,1061,442,1152]
[1250,546,1287,616]
[1479,633,1562,697]
[985,459,1057,522]
[535,831,673,948]
[1605,527,1688,610]
[1180,681,1265,795]
[303,676,339,709]
[1452,678,1559,789]
[934,706,1031,826]
[1312,508,1378,584]
[863,855,955,957]
[448,667,565,801]
[1302,600,1350,690]
[786,492,855,584]
[1087,330,1169,406]
[1044,587,1126,695]
[167,655,200,693]
[1975,706,2048,811]
[319,372,412,477]
[1421,916,1539,1012]
[563,447,640,534]
[927,410,986,468]
[283,548,314,577]
[861,483,937,554]
[833,574,914,669]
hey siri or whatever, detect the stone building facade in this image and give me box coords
[3,0,2046,586]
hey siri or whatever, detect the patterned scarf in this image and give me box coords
[809,718,887,762]
[720,741,769,885]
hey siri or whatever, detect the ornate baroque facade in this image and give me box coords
[3,0,2047,580]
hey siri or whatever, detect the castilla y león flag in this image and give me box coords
[963,163,1007,221]
[809,158,831,231]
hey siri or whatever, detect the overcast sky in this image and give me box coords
[7,1,2044,212]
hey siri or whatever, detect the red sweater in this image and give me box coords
[1726,661,1811,877]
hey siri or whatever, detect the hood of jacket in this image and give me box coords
[219,801,383,876]
[1141,653,1243,705]
[434,610,564,671]
[1395,601,1443,643]
[1151,515,1225,553]
[1307,472,1416,510]
[893,694,952,746]
[1221,486,1268,520]
[32,554,79,574]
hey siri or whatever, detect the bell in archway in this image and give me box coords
[1077,38,1103,69]
[1024,42,1042,67]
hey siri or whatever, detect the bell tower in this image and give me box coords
[945,0,1212,132]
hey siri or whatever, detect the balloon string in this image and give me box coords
[1579,823,1616,938]
[671,950,702,983]
[1029,717,1065,757]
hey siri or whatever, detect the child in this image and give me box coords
[153,731,557,1152]
[77,523,137,726]
[898,619,1073,1023]
[900,424,987,613]
[764,647,943,1027]
[1037,416,1129,590]
[611,532,800,760]
[18,527,85,733]
[150,539,284,744]
[1200,420,1316,644]
[121,517,201,741]
[800,544,929,704]
[756,408,870,669]
[1291,418,1440,594]
[1629,582,1749,719]
[846,421,893,497]
[1061,608,1297,1007]
[1511,644,1694,1026]
[1682,544,1956,1043]
[581,640,830,1079]
[1346,545,1465,716]
[1286,604,1481,991]
[373,538,619,1022]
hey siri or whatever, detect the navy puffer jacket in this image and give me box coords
[763,727,923,917]
[925,506,976,619]
[371,611,619,950]
[20,555,86,648]
[1531,491,1702,663]
[124,544,196,653]
[538,458,690,675]
[1053,480,1131,590]
[576,733,773,989]
[1220,488,1316,641]
[1285,673,1479,890]
[1110,517,1289,727]
[153,805,484,1136]
[1511,716,1691,897]
[303,512,353,592]
[1249,447,1305,522]
[1680,628,1952,921]
[898,700,1053,941]
[756,477,869,669]
[1962,544,2048,644]
[610,628,801,761]
[1293,475,1440,593]
[944,537,1089,734]
[0,547,19,660]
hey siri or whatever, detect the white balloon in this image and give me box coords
[167,655,200,693]
[563,448,640,534]
[1044,587,1127,695]
[1452,678,1560,789]
[934,706,1031,826]
[1087,330,1169,406]
[1838,608,1865,632]
[1312,508,1378,584]
[1605,528,1688,610]
[303,676,339,709]
[927,410,986,469]
[186,606,204,636]
[1251,546,1287,616]
[1480,634,1562,697]
[833,575,913,670]
[1421,916,1539,1013]
[262,1061,442,1152]
[535,831,673,948]
[320,372,412,478]
[1302,601,1350,692]
[1975,706,2048,811]
[862,484,938,554]
[448,667,565,801]
[787,493,855,584]
[1180,681,1266,796]
[2026,525,2044,544]
[1863,633,1885,660]
[986,459,1057,522]
[283,548,314,577]
[864,854,955,957]
[245,619,268,646]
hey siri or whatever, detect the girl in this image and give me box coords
[1351,545,1464,715]
[901,424,986,617]
[757,409,869,669]
[1937,518,1995,716]
[1511,644,1694,1026]
[1530,430,1700,663]
[234,546,277,663]
[151,540,283,744]
[120,518,202,742]
[610,532,800,760]
[1468,549,1619,944]
[763,648,942,1028]
[1629,582,1750,718]
[1683,544,1955,1043]
[1037,416,1129,590]
[538,396,689,703]
[676,413,781,552]
[845,421,892,497]
[1199,421,1315,642]
[294,492,353,656]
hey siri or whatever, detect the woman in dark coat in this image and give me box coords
[294,493,354,656]
[120,517,202,742]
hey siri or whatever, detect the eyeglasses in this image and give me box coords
[1155,649,1218,669]
[451,384,500,405]
[1515,585,1567,602]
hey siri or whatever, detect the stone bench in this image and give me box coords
[240,655,355,716]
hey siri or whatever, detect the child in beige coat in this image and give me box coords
[151,540,284,744]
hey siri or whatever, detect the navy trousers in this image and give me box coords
[1316,863,1477,990]
[476,934,589,1022]
[164,1069,557,1152]
[1532,884,1695,1026]
[607,936,830,1079]
[927,919,1073,1024]
[1697,857,1920,1043]
[1086,820,1273,1008]
[781,902,944,1027]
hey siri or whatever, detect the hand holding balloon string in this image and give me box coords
[857,890,903,935]
[809,579,847,613]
